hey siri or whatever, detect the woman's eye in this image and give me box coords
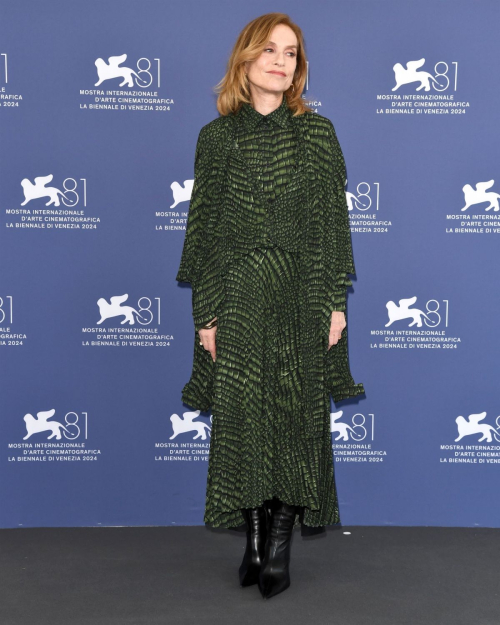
[264,48,296,57]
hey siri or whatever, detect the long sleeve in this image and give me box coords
[176,125,224,330]
[330,272,350,312]
[323,120,356,313]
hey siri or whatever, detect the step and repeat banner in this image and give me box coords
[1,1,499,528]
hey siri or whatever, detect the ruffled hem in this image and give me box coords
[331,382,366,404]
[204,504,337,537]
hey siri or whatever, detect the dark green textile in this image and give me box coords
[176,96,365,534]
[233,98,348,311]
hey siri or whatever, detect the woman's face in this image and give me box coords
[245,24,298,98]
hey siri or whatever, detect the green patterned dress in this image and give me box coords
[176,96,365,535]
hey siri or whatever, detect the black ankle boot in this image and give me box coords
[239,505,269,587]
[258,498,297,599]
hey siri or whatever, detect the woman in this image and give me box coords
[176,13,365,599]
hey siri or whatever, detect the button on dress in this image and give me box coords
[176,97,365,535]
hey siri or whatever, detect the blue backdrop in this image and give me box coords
[2,0,499,528]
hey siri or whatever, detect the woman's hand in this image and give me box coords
[328,311,346,350]
[198,325,217,362]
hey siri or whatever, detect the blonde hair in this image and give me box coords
[214,12,313,117]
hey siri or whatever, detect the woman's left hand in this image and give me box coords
[328,311,346,350]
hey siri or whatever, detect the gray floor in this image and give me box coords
[1,525,499,624]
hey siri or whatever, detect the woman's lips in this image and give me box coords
[267,71,286,77]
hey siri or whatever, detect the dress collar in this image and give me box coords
[236,96,292,131]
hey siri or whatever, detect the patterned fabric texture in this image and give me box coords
[176,96,365,535]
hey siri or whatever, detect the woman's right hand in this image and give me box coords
[198,326,217,362]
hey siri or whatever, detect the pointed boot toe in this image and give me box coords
[258,498,297,599]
